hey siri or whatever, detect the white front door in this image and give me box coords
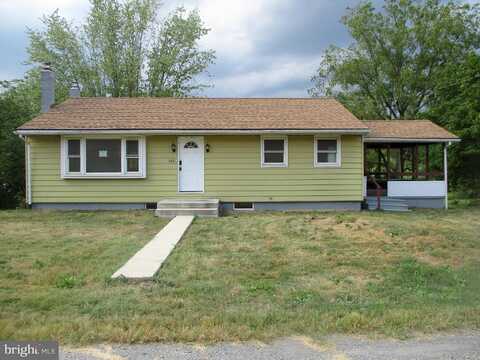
[178,136,204,192]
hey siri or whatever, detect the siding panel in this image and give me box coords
[29,135,363,203]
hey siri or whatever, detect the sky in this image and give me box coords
[0,0,478,97]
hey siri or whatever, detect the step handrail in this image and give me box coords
[369,175,382,210]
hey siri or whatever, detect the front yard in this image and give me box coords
[0,206,479,344]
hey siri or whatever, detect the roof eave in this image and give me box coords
[16,128,371,136]
[364,137,460,143]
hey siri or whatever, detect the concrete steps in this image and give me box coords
[155,199,220,217]
[366,197,410,212]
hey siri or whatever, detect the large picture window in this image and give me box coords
[62,136,146,178]
[261,136,288,167]
[86,139,122,173]
[314,136,341,167]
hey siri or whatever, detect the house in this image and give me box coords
[16,66,459,214]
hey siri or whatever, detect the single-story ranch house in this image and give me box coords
[16,66,459,214]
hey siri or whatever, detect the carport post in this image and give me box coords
[444,143,449,210]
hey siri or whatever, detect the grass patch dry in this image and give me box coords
[0,206,479,344]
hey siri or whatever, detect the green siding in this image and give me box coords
[29,135,363,203]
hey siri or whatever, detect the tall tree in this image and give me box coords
[309,0,480,120]
[427,54,480,195]
[27,0,215,99]
[147,8,214,97]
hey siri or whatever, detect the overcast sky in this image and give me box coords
[0,0,478,97]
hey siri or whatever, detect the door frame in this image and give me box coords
[177,136,205,193]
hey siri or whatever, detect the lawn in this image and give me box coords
[0,206,479,344]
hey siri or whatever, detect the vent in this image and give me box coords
[233,202,254,211]
[145,202,157,210]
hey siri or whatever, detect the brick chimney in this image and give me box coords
[40,63,55,113]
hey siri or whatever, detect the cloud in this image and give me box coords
[163,0,277,60]
[253,0,354,56]
[207,54,320,97]
[186,0,357,97]
[0,0,90,80]
[0,29,30,79]
[174,0,374,97]
[1,0,478,95]
[0,0,89,29]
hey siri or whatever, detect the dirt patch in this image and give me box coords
[403,235,460,267]
[311,216,386,240]
[292,336,333,352]
[65,345,126,360]
[414,253,445,266]
[295,274,337,291]
[265,221,281,238]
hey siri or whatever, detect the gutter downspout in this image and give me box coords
[18,134,32,207]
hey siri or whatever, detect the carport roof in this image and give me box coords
[364,120,459,143]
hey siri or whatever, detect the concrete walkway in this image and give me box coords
[112,215,194,280]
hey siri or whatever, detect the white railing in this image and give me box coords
[387,181,446,197]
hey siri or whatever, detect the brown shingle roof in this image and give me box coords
[18,97,368,132]
[364,120,459,141]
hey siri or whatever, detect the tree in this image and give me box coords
[309,0,480,120]
[0,74,40,208]
[1,0,214,208]
[147,8,214,96]
[427,54,480,195]
[27,0,215,100]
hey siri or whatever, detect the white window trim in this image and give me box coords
[314,135,342,168]
[60,135,147,179]
[261,135,288,168]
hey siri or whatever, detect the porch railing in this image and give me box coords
[366,170,444,181]
[369,175,382,210]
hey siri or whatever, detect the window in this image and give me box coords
[233,202,254,210]
[183,141,198,149]
[145,202,157,210]
[86,139,121,173]
[314,136,341,167]
[261,136,288,167]
[126,140,139,172]
[62,136,146,178]
[67,139,81,173]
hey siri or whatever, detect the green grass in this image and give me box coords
[0,206,479,344]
